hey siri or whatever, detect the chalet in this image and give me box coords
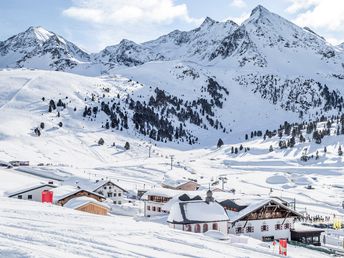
[141,188,180,217]
[161,178,199,191]
[52,185,106,206]
[7,182,57,202]
[81,180,127,205]
[228,199,302,242]
[64,196,110,216]
[167,190,229,236]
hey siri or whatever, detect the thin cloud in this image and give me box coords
[230,0,247,9]
[63,0,201,25]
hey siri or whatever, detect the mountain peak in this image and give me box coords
[200,17,216,27]
[250,5,270,17]
[25,26,53,42]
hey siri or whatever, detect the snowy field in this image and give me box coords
[0,197,329,258]
[1,69,344,257]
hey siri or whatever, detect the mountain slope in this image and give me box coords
[0,26,90,71]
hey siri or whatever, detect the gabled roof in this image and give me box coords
[78,180,127,193]
[141,188,181,200]
[52,185,105,203]
[167,200,229,224]
[92,180,127,193]
[7,183,57,197]
[162,178,199,188]
[228,198,302,222]
[64,196,110,210]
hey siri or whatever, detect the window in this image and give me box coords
[152,206,156,212]
[246,226,254,233]
[203,224,208,232]
[114,193,117,197]
[236,227,244,234]
[284,223,290,229]
[147,205,150,210]
[195,224,201,233]
[104,186,107,190]
[212,223,218,230]
[108,193,112,197]
[157,207,161,212]
[28,195,32,200]
[185,225,192,232]
[261,225,269,232]
[18,195,22,199]
[109,187,112,189]
[113,201,117,204]
[275,224,282,230]
[118,201,122,205]
[118,193,122,197]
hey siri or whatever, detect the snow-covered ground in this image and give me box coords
[0,197,329,258]
[1,69,344,257]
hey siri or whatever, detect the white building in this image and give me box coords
[141,188,181,217]
[88,180,127,205]
[167,191,229,236]
[228,199,302,242]
[7,182,57,202]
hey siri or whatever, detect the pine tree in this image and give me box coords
[124,142,130,150]
[269,145,273,152]
[245,134,248,140]
[40,122,45,129]
[98,138,105,145]
[324,146,327,153]
[239,144,243,151]
[234,147,238,154]
[217,138,224,148]
[315,150,319,160]
[339,146,343,156]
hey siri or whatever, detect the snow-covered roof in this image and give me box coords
[51,185,105,203]
[161,177,199,188]
[167,200,229,224]
[228,198,302,222]
[141,188,183,200]
[78,180,127,193]
[6,182,57,197]
[162,193,203,211]
[64,196,110,210]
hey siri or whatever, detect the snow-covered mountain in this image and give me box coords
[1,5,344,145]
[0,26,90,71]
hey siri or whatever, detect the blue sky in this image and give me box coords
[1,0,343,52]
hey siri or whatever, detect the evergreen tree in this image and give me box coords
[234,147,238,154]
[217,138,224,148]
[98,138,105,145]
[239,144,243,151]
[315,150,319,160]
[245,134,248,140]
[269,145,273,152]
[58,122,63,127]
[40,122,45,130]
[324,146,327,153]
[124,142,130,150]
[339,146,343,156]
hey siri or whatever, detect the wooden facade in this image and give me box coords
[57,190,105,206]
[76,203,108,216]
[240,202,298,221]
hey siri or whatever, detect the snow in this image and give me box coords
[64,196,109,210]
[0,197,329,258]
[168,201,229,223]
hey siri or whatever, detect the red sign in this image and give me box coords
[42,190,53,203]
